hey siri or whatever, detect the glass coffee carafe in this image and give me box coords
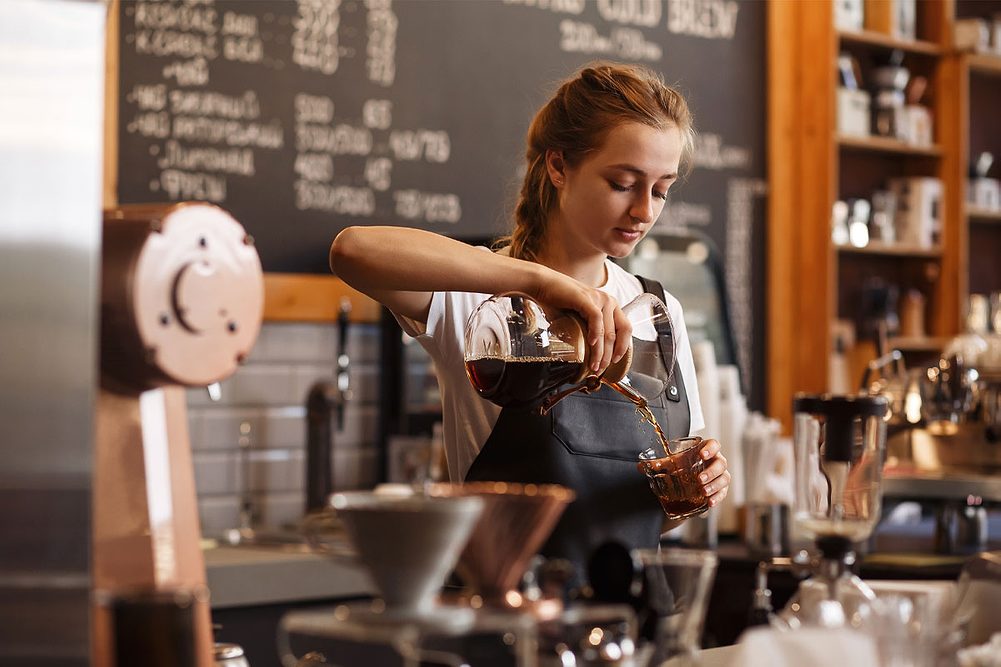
[463,292,675,414]
[778,393,889,629]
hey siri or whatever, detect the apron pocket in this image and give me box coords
[552,376,671,461]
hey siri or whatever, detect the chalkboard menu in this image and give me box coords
[118,0,767,403]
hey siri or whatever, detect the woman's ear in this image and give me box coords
[545,149,566,188]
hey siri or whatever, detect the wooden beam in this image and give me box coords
[104,0,119,209]
[768,0,836,432]
[767,0,798,432]
[263,273,381,323]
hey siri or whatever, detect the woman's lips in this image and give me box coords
[614,228,643,242]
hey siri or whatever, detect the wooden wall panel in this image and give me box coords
[263,274,380,323]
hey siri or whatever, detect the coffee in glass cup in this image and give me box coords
[638,436,710,520]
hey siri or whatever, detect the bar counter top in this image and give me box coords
[204,543,374,609]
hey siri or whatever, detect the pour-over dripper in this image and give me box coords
[428,482,575,612]
[310,491,483,619]
[463,291,675,413]
[636,547,719,665]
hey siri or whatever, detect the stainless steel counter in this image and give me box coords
[883,470,1001,502]
[679,645,740,666]
[204,544,374,609]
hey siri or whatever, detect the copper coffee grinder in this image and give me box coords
[93,203,263,666]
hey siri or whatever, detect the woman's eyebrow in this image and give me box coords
[606,163,677,180]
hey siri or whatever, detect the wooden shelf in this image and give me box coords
[837,241,943,258]
[969,206,1001,223]
[967,53,1001,78]
[769,2,965,433]
[838,135,943,157]
[838,30,942,55]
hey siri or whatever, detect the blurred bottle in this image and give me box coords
[943,294,988,366]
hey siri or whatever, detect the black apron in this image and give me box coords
[464,277,692,583]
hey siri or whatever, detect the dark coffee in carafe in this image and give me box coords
[465,356,584,407]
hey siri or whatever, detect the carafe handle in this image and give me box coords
[538,346,635,415]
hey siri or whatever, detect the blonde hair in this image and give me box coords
[499,62,694,262]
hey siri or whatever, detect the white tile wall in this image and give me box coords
[190,322,383,535]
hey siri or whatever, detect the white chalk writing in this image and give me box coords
[559,19,662,61]
[292,0,341,75]
[296,124,372,155]
[667,0,738,40]
[394,190,462,224]
[362,99,393,130]
[222,9,262,62]
[157,140,255,176]
[173,116,284,149]
[224,35,264,63]
[725,178,767,389]
[160,169,227,202]
[502,0,585,14]
[294,153,334,182]
[135,29,219,59]
[366,0,397,86]
[169,90,260,119]
[693,133,751,170]
[127,111,171,138]
[162,57,209,86]
[612,27,662,60]
[295,181,376,215]
[133,1,218,34]
[662,201,712,228]
[222,11,257,37]
[389,130,450,163]
[560,20,612,54]
[124,0,460,223]
[364,157,393,191]
[130,84,167,111]
[597,0,661,27]
[294,94,335,124]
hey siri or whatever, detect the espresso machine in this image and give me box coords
[868,301,1001,554]
[94,203,263,666]
[777,394,889,629]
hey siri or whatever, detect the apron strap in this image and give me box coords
[635,275,681,403]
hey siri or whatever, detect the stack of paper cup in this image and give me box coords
[686,341,720,546]
[717,365,748,534]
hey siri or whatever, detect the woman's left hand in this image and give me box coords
[697,438,730,507]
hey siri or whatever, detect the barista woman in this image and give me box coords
[331,62,730,580]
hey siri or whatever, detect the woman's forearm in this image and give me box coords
[331,226,629,370]
[330,226,547,297]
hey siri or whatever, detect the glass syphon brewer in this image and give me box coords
[777,393,889,629]
[463,292,675,414]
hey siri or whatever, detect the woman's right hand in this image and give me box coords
[533,269,632,374]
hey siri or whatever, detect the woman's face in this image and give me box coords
[550,122,683,259]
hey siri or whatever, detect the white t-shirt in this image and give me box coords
[396,257,705,481]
